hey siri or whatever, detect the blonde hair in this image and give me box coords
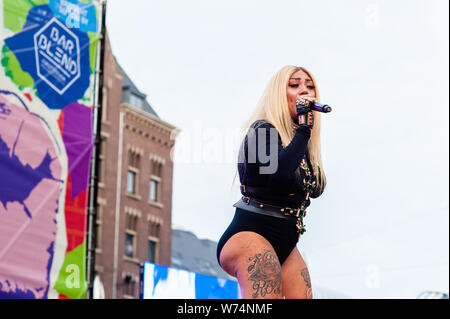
[233,65,326,192]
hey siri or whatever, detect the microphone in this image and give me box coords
[296,99,332,113]
[311,102,332,113]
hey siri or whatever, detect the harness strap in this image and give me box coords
[240,184,296,197]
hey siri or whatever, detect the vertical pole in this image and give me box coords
[112,111,124,299]
[86,0,107,299]
[139,263,144,299]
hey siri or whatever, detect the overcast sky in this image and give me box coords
[106,0,449,298]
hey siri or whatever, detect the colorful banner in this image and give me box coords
[141,262,240,299]
[0,0,102,299]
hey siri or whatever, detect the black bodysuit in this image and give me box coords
[217,119,325,266]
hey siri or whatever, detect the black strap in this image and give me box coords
[240,184,295,197]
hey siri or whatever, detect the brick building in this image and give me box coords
[93,31,179,299]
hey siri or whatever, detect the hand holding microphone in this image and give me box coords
[296,97,332,128]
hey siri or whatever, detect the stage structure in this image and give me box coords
[0,0,105,299]
[140,262,240,299]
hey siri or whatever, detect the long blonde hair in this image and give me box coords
[233,65,326,192]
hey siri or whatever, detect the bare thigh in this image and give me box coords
[281,247,313,299]
[219,231,283,299]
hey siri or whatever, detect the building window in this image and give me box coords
[124,211,139,260]
[147,218,161,263]
[125,232,135,258]
[149,178,159,202]
[130,93,143,110]
[127,149,141,197]
[149,159,163,203]
[127,170,136,194]
[148,240,156,263]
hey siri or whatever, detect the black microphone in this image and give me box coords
[296,99,332,113]
[311,102,332,113]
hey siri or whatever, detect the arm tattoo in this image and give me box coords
[247,249,281,298]
[301,267,312,288]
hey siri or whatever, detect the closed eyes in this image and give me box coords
[289,84,315,89]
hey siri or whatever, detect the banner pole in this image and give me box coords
[86,0,107,299]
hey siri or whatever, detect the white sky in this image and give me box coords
[106,0,449,298]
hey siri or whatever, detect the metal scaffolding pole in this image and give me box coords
[86,0,107,300]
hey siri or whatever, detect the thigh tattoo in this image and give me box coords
[301,267,312,288]
[247,249,281,298]
[301,267,313,299]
